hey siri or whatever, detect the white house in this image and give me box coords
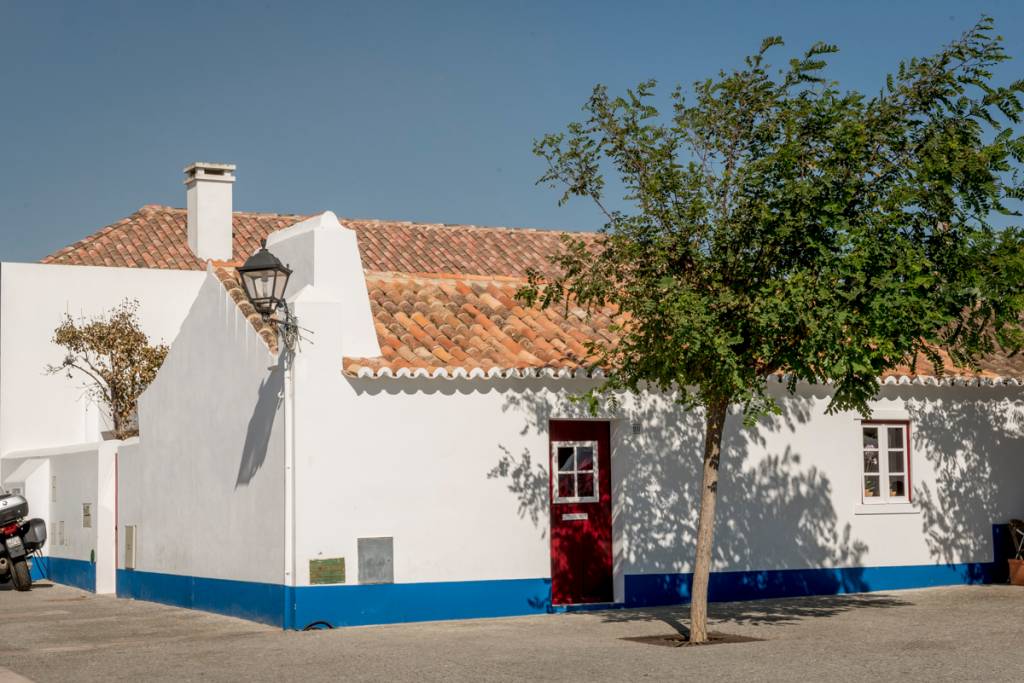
[4,163,1023,628]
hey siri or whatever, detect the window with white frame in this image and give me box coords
[861,423,910,503]
[552,441,599,503]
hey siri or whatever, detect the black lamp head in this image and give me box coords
[236,240,292,318]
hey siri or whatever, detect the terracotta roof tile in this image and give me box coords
[42,205,1024,383]
[213,266,279,355]
[43,205,592,278]
[343,274,1024,382]
[342,272,623,377]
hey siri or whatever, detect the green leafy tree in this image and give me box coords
[520,17,1024,642]
[48,299,168,440]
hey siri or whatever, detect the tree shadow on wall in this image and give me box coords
[236,360,284,488]
[492,380,873,617]
[899,386,1024,580]
[488,445,549,537]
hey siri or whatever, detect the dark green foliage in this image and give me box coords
[521,17,1024,420]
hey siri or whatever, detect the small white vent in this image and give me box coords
[631,421,643,435]
[82,503,92,529]
[124,525,137,570]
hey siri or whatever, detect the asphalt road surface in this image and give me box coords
[1,582,1020,681]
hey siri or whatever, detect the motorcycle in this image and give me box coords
[0,490,47,591]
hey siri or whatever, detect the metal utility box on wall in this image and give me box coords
[357,537,394,584]
[124,525,137,570]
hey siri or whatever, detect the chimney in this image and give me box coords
[184,162,235,261]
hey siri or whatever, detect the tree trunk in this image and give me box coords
[688,396,729,643]
[110,388,122,440]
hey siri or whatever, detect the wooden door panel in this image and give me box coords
[549,420,613,605]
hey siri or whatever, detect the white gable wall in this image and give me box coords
[0,262,204,456]
[116,271,286,585]
[266,211,380,357]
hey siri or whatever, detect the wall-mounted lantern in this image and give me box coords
[237,240,292,320]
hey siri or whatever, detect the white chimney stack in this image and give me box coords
[184,162,235,261]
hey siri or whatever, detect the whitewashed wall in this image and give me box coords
[291,371,1024,602]
[45,447,98,561]
[91,214,1024,606]
[1,442,119,591]
[0,456,49,530]
[266,215,1024,599]
[116,270,285,584]
[0,262,204,456]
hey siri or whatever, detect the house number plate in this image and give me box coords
[562,513,588,521]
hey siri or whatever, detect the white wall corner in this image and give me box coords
[95,441,119,593]
[267,211,381,358]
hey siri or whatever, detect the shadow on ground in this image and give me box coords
[596,592,912,637]
[0,580,54,592]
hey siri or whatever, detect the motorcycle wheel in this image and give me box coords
[10,559,31,591]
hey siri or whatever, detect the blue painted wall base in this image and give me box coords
[112,558,1003,630]
[29,556,96,592]
[624,561,996,608]
[292,578,553,629]
[626,525,1009,608]
[117,569,285,627]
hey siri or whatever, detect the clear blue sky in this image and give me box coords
[1,0,1022,262]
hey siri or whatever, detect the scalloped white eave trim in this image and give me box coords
[349,366,608,380]
[346,366,1022,387]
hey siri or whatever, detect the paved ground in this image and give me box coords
[0,582,1020,682]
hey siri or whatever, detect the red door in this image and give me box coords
[549,420,613,605]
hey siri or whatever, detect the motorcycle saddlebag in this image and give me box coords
[21,518,46,551]
[0,494,29,526]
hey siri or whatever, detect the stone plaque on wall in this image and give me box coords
[309,557,346,584]
[358,537,394,584]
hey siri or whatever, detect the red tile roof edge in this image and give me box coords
[212,266,279,355]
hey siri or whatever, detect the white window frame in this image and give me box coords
[860,422,911,505]
[551,440,599,504]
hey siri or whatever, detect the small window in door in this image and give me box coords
[551,441,599,503]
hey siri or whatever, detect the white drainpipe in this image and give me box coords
[281,349,297,629]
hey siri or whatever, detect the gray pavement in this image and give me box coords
[0,581,1020,681]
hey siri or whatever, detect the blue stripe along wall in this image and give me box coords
[29,556,96,591]
[115,559,1003,630]
[116,569,286,627]
[111,524,1013,629]
[291,578,554,629]
[114,570,553,629]
[623,561,998,608]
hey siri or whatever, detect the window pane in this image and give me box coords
[863,427,878,449]
[864,476,880,497]
[888,450,905,473]
[557,447,575,472]
[273,272,288,300]
[578,473,595,498]
[863,451,879,473]
[557,474,574,498]
[890,476,906,498]
[887,427,904,450]
[577,446,594,471]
